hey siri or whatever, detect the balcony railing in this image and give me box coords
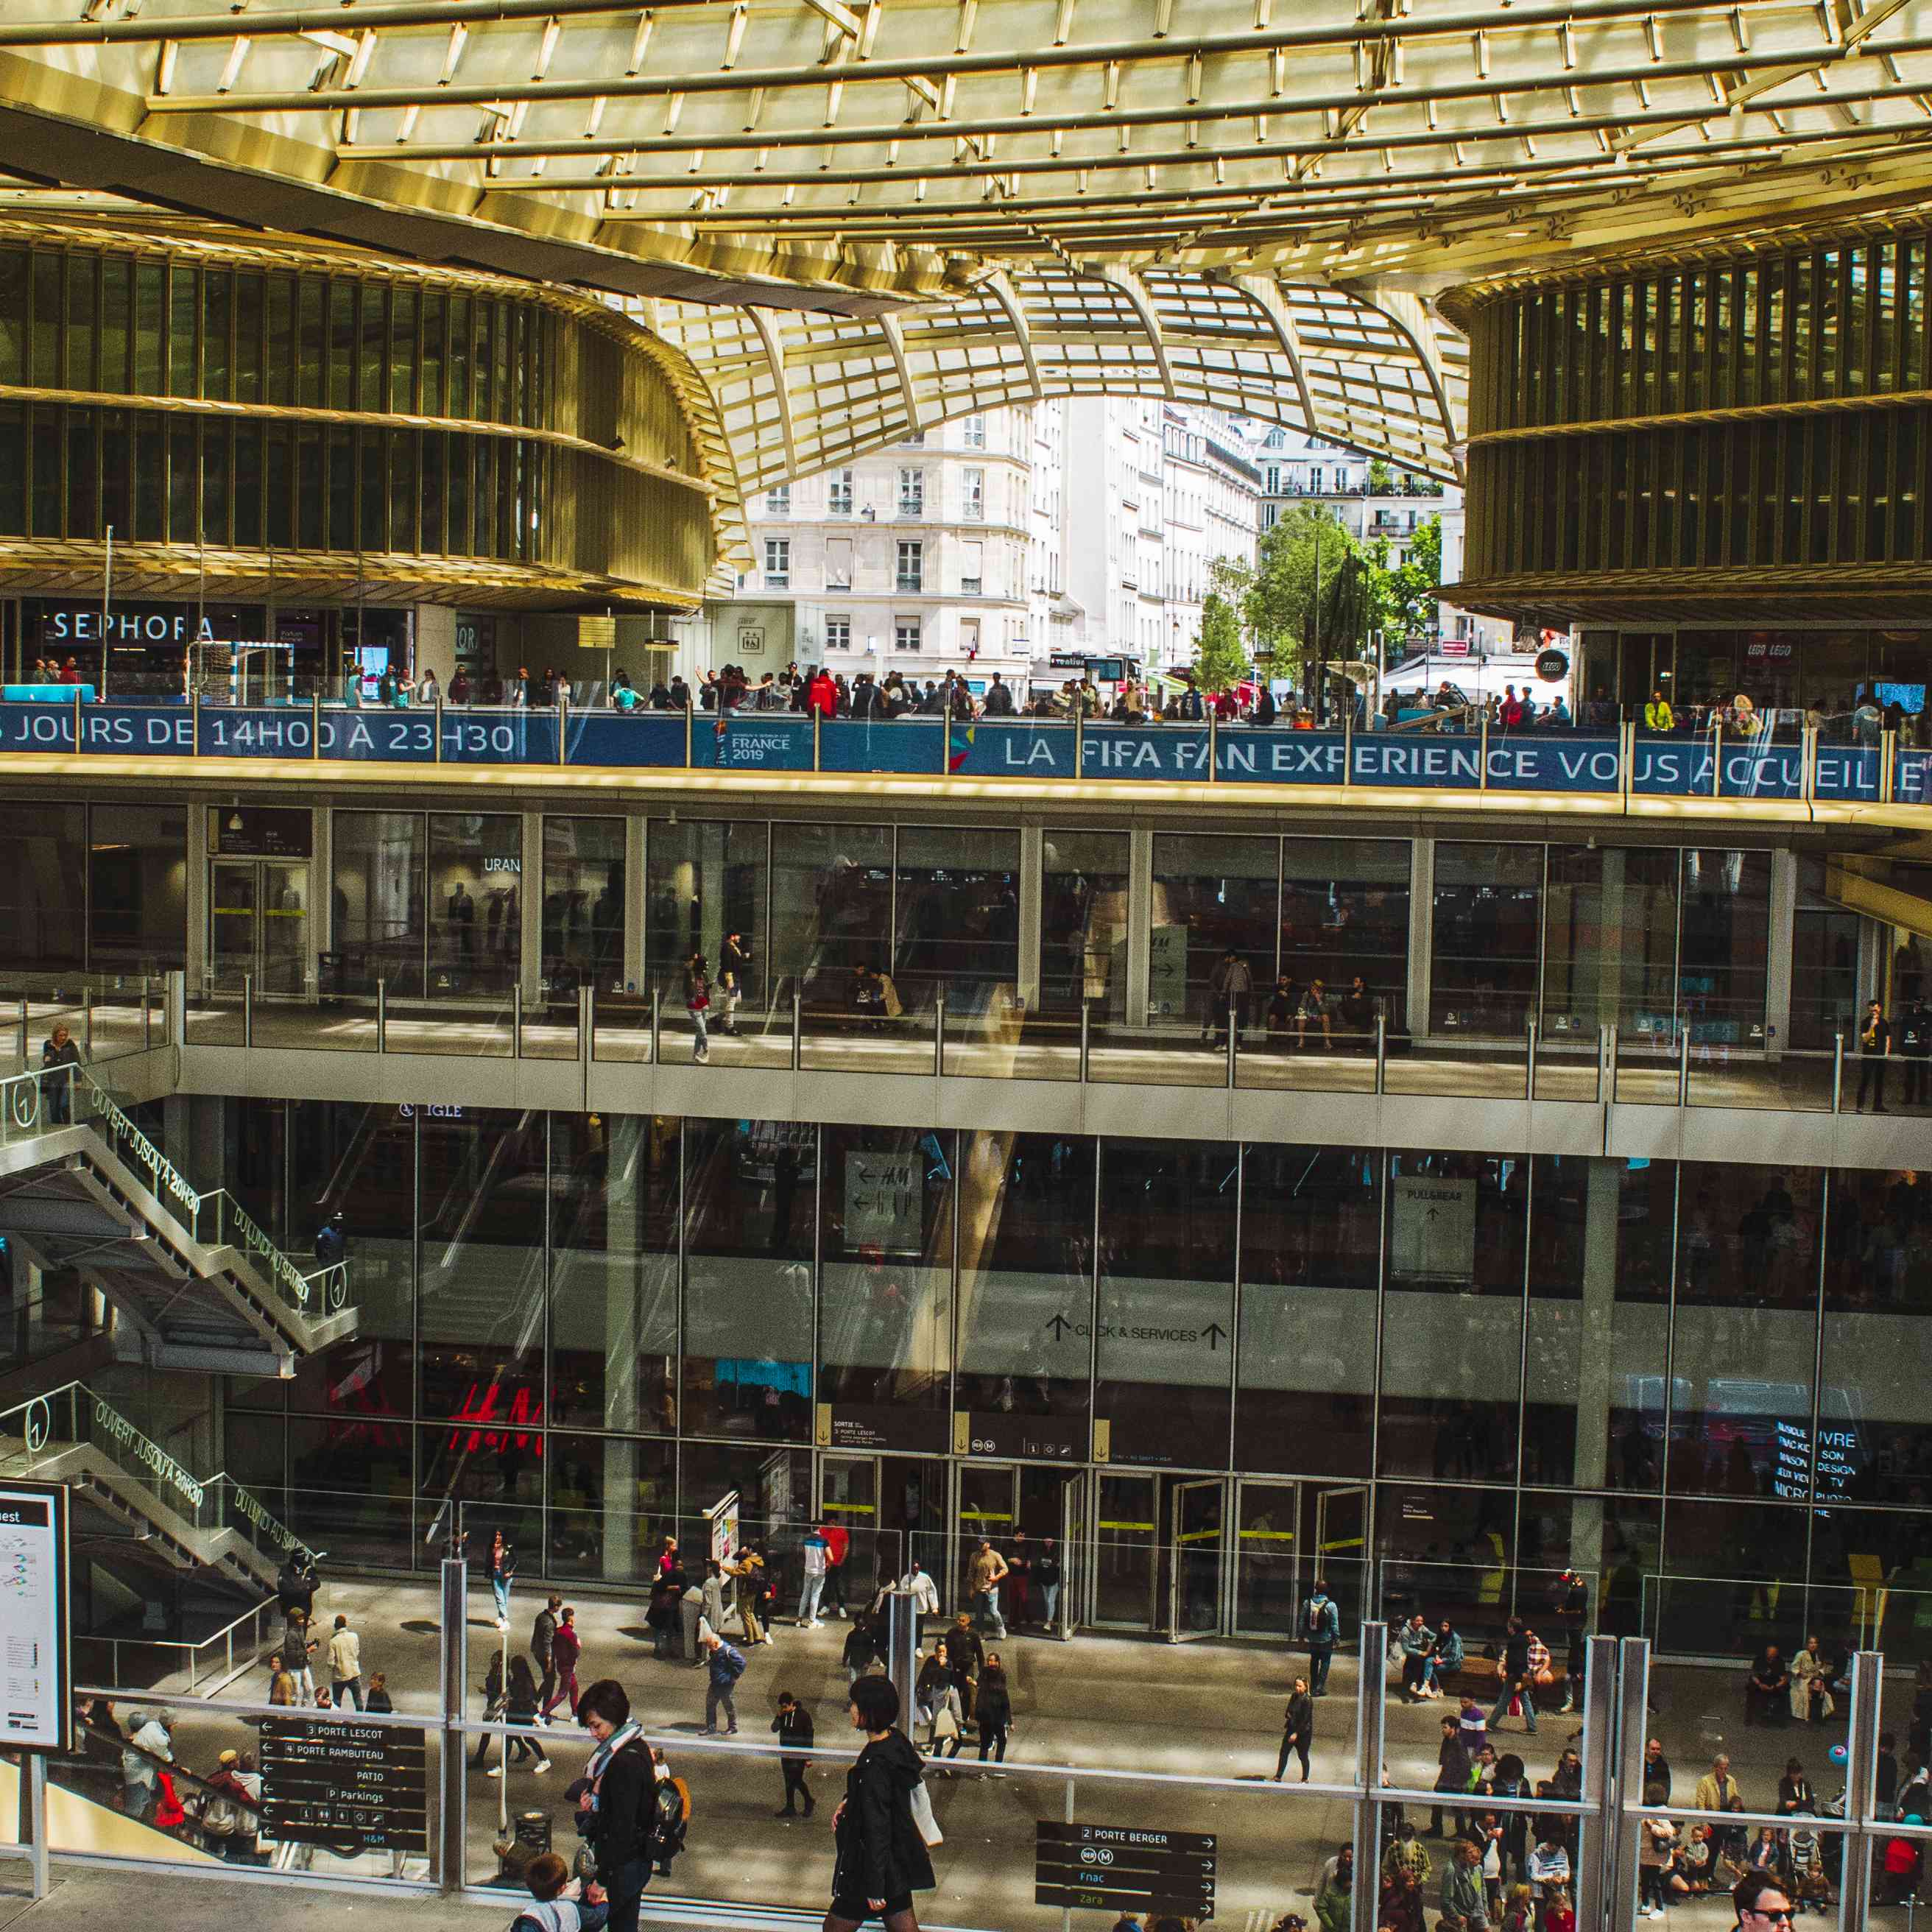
[4,697,1922,809]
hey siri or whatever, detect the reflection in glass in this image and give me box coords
[541,817,625,993]
[1280,837,1411,1027]
[427,812,520,998]
[1095,1140,1235,1467]
[1378,1152,1526,1480]
[1542,845,1679,1039]
[89,803,186,971]
[769,822,892,1004]
[1041,829,1129,1015]
[1679,848,1771,1043]
[683,1121,815,1439]
[645,817,768,1013]
[1149,833,1277,1023]
[333,811,426,995]
[956,1132,1093,1428]
[0,803,85,970]
[1431,843,1542,1034]
[892,825,1019,1008]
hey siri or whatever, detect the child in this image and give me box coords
[1541,1883,1576,1932]
[510,1850,607,1932]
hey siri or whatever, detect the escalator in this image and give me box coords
[0,1063,356,1377]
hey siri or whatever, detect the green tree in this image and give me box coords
[1191,592,1248,694]
[1367,457,1395,495]
[1211,504,1368,683]
[1368,512,1443,647]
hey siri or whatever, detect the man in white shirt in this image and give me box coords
[328,1614,364,1711]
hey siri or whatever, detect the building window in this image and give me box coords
[896,539,923,591]
[824,535,853,589]
[900,430,925,448]
[764,537,789,587]
[827,468,853,515]
[764,484,790,515]
[963,467,984,519]
[961,538,983,596]
[825,614,851,652]
[898,468,925,517]
[895,618,922,652]
[963,414,986,448]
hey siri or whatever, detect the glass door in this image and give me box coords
[817,1454,883,1601]
[1167,1477,1227,1641]
[956,1462,1018,1619]
[1057,1470,1087,1638]
[211,859,309,995]
[1091,1472,1157,1629]
[1233,1478,1301,1638]
[1312,1484,1369,1644]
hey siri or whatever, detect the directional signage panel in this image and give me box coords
[0,1479,70,1753]
[258,1715,428,1852]
[1035,1821,1217,1916]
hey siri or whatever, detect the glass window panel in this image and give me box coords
[201,269,230,401]
[682,1120,815,1439]
[332,808,426,996]
[233,272,261,405]
[30,253,60,387]
[0,802,85,970]
[326,425,353,548]
[1378,1152,1526,1479]
[99,408,128,544]
[1526,1156,1671,1490]
[1679,848,1771,1044]
[546,1430,676,1582]
[200,420,230,546]
[548,1113,679,1440]
[0,248,26,384]
[1542,845,1679,1039]
[1819,1167,1932,1501]
[66,412,96,539]
[168,420,197,542]
[88,802,186,970]
[132,261,163,395]
[0,401,23,535]
[427,812,520,998]
[448,294,472,415]
[359,279,387,412]
[1150,832,1278,1023]
[415,1110,548,1430]
[892,824,1019,1008]
[769,821,891,1004]
[644,817,768,1009]
[167,266,197,397]
[389,284,417,414]
[99,257,129,393]
[1094,1139,1235,1467]
[296,275,325,409]
[133,412,164,543]
[540,815,626,992]
[421,291,445,415]
[1671,1163,1821,1497]
[281,1101,417,1418]
[818,1125,955,1430]
[1042,828,1129,1015]
[359,426,385,551]
[29,408,58,540]
[277,1414,416,1571]
[1280,835,1411,1031]
[955,1131,1094,1430]
[64,256,98,394]
[233,421,264,549]
[1235,1143,1379,1475]
[1515,1489,1661,1643]
[326,279,356,410]
[1431,842,1542,1035]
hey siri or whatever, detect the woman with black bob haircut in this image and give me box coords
[825,1674,937,1932]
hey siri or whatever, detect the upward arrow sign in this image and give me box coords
[1202,1322,1227,1350]
[1046,1313,1073,1342]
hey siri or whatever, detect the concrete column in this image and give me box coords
[1568,1156,1621,1585]
[185,797,210,991]
[1765,847,1797,1055]
[1125,828,1153,1026]
[1406,836,1434,1039]
[1016,821,1043,1012]
[415,605,458,689]
[602,1114,641,1583]
[521,813,543,1001]
[1593,845,1628,1031]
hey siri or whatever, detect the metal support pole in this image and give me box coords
[142,975,151,1052]
[1525,1016,1536,1101]
[1574,1632,1618,1932]
[1601,1022,1617,1106]
[377,977,388,1054]
[434,697,443,764]
[1349,1621,1389,1932]
[15,997,26,1067]
[1678,1026,1690,1107]
[884,1588,920,1735]
[792,987,803,1071]
[27,1752,47,1900]
[1609,1636,1651,1932]
[82,985,93,1057]
[1478,710,1489,789]
[1074,708,1084,779]
[651,984,662,1064]
[1208,705,1217,783]
[1839,1650,1882,1932]
[1832,1032,1844,1114]
[242,973,253,1050]
[1079,998,1091,1083]
[167,968,186,1050]
[579,983,593,1076]
[1375,1012,1386,1094]
[512,983,523,1060]
[934,992,945,1076]
[438,1556,468,1894]
[1226,998,1237,1088]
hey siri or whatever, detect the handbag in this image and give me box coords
[909,1780,944,1848]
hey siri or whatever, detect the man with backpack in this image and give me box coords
[1301,1580,1341,1696]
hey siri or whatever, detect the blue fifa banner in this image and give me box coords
[948,722,1079,776]
[199,706,320,758]
[1476,734,1623,794]
[1899,751,1932,804]
[689,713,814,770]
[437,709,557,766]
[820,718,946,774]
[1719,744,1805,800]
[1812,746,1881,800]
[563,712,688,769]
[1081,724,1213,778]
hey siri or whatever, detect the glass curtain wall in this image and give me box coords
[1040,830,1129,1016]
[0,800,185,975]
[540,816,625,994]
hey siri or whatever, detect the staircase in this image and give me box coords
[0,1381,309,1594]
[0,1062,356,1377]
